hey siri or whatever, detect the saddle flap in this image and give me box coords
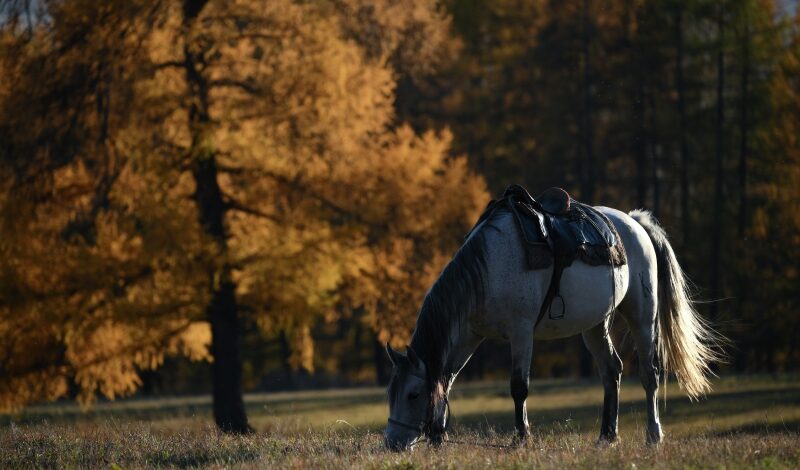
[511,200,549,243]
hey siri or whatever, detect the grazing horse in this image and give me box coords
[384,203,721,450]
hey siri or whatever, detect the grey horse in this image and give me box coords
[384,206,721,450]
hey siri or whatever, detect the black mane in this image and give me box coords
[409,221,489,388]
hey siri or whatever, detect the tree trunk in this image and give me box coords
[579,0,596,377]
[373,339,388,386]
[581,0,596,203]
[738,21,749,237]
[629,4,647,209]
[675,7,691,246]
[279,332,295,389]
[204,267,251,433]
[734,11,751,372]
[649,92,660,216]
[710,2,725,321]
[183,0,251,434]
[634,82,647,208]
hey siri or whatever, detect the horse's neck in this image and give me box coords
[412,224,487,391]
[442,330,481,391]
[412,321,475,392]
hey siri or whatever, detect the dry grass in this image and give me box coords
[2,375,798,469]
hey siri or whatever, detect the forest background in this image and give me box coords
[1,0,798,433]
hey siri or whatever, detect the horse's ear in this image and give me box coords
[386,343,403,366]
[406,345,421,368]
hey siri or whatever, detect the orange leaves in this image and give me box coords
[335,0,460,80]
[0,0,489,410]
[166,0,489,372]
[287,325,315,372]
[63,320,210,405]
[0,140,211,410]
[69,322,144,404]
[172,322,213,362]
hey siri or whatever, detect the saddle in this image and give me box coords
[472,185,627,328]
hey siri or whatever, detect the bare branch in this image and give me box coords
[223,195,280,222]
[209,79,260,94]
[153,60,186,70]
[216,165,427,244]
[235,32,284,41]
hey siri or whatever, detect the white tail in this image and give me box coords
[630,210,725,399]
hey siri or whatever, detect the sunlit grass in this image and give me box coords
[2,375,798,468]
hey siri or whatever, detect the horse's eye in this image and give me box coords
[407,391,420,400]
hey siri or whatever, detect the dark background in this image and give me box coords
[140,0,800,395]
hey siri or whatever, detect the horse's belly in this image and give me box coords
[533,262,629,340]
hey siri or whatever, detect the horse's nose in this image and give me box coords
[384,433,401,451]
[384,432,413,451]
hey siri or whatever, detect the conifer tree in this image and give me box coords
[0,0,487,430]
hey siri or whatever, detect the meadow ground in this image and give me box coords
[1,374,798,469]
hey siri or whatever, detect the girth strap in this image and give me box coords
[536,253,566,329]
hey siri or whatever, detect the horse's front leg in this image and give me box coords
[509,324,534,440]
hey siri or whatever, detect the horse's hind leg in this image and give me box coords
[582,322,623,443]
[620,276,663,445]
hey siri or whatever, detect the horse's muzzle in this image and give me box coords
[383,432,419,451]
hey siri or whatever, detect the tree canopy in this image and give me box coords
[0,0,487,420]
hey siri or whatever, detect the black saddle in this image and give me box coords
[471,185,626,328]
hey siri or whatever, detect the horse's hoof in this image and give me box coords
[429,432,447,448]
[646,435,663,447]
[513,431,531,447]
[596,435,619,448]
[646,429,663,447]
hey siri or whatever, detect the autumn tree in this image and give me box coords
[0,0,212,411]
[743,7,800,370]
[0,0,488,431]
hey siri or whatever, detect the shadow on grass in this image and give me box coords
[711,419,800,436]
[446,385,800,436]
[4,380,608,426]
[5,380,798,435]
[1,392,387,426]
[143,448,261,469]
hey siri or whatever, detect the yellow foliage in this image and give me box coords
[0,0,487,410]
[172,322,213,362]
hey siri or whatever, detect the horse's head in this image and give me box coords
[384,344,448,451]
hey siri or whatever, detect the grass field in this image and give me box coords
[2,375,799,469]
